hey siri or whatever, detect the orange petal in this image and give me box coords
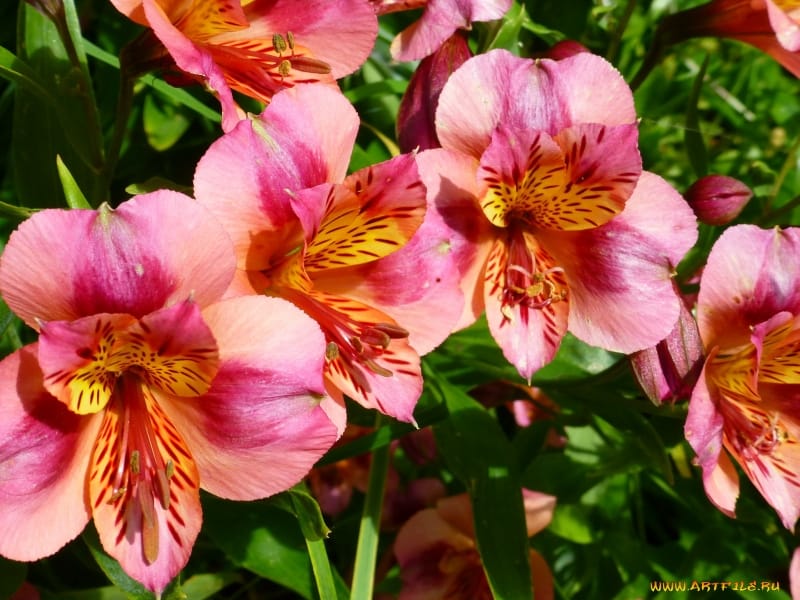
[89,380,201,592]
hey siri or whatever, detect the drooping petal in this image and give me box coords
[391,0,510,61]
[522,489,556,537]
[697,225,800,350]
[89,381,201,593]
[194,85,359,270]
[295,154,427,272]
[0,345,100,561]
[142,0,244,131]
[416,148,494,330]
[236,0,378,79]
[541,171,698,354]
[484,234,570,380]
[161,295,338,500]
[685,354,740,518]
[0,192,235,328]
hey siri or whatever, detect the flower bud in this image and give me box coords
[685,174,752,226]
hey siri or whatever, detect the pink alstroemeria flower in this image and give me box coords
[194,84,464,424]
[111,0,377,130]
[370,0,511,61]
[654,0,800,78]
[418,49,698,380]
[394,491,556,599]
[0,193,337,592]
[685,225,800,530]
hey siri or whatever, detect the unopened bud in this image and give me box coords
[685,175,752,226]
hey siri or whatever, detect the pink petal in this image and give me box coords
[766,0,800,51]
[238,0,377,78]
[697,225,800,350]
[540,171,698,353]
[391,0,510,61]
[194,86,358,270]
[483,236,570,380]
[416,148,494,330]
[142,0,243,132]
[0,192,235,328]
[790,546,800,599]
[685,355,740,518]
[0,345,100,561]
[522,489,556,537]
[108,0,146,23]
[160,295,338,500]
[436,50,635,160]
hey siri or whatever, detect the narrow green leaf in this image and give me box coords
[143,92,192,151]
[350,415,391,600]
[56,155,91,209]
[0,45,56,104]
[181,572,242,600]
[430,371,534,600]
[685,54,710,178]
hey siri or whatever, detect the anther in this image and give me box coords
[130,450,141,475]
[278,59,292,78]
[272,33,286,55]
[286,31,295,52]
[325,342,340,361]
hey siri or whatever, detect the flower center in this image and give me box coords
[498,226,567,323]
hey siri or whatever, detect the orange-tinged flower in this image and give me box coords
[686,225,800,530]
[0,193,337,591]
[194,85,465,423]
[112,0,377,130]
[394,491,556,599]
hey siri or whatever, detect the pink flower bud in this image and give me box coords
[685,174,752,225]
[630,295,704,405]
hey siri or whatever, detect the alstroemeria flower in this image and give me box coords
[111,0,377,130]
[194,84,464,424]
[654,0,800,78]
[370,0,511,61]
[0,193,338,591]
[685,225,800,530]
[394,490,556,599]
[418,49,698,379]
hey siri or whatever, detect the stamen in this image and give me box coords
[272,33,286,55]
[325,342,340,360]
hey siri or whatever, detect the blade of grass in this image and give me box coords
[350,414,390,600]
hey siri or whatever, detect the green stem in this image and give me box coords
[306,537,338,600]
[98,62,136,203]
[763,133,800,214]
[605,0,636,65]
[350,414,390,600]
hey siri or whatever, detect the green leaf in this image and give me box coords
[81,527,156,600]
[0,45,56,104]
[548,504,595,544]
[13,3,104,208]
[270,485,331,542]
[180,572,242,600]
[143,93,192,151]
[430,372,534,600]
[56,154,91,209]
[202,494,315,599]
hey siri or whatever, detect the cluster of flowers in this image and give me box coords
[1,0,800,596]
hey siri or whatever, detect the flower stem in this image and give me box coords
[98,57,136,203]
[350,414,390,600]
